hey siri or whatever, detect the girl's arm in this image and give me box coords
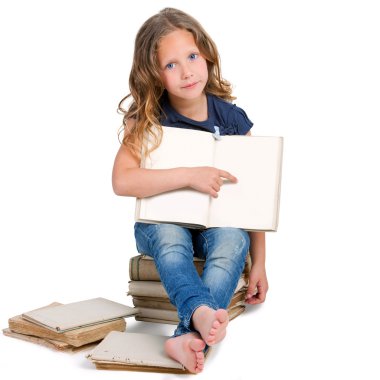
[245,232,268,305]
[112,119,237,198]
[244,131,268,304]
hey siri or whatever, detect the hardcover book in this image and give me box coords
[128,277,248,299]
[129,254,251,281]
[87,331,194,373]
[135,126,283,231]
[21,297,136,333]
[7,302,127,347]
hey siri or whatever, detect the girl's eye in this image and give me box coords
[166,63,176,70]
[189,53,199,60]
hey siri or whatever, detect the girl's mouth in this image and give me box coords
[182,82,198,89]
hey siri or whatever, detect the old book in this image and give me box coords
[8,302,127,347]
[129,254,251,281]
[2,328,96,352]
[129,254,204,281]
[22,297,136,333]
[128,277,248,299]
[87,331,191,373]
[132,290,246,311]
[135,304,246,325]
[136,126,283,231]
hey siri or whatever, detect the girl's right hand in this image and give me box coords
[186,167,238,198]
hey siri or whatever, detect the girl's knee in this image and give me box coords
[135,223,194,258]
[218,228,250,256]
[151,224,194,258]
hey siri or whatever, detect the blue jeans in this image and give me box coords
[134,222,250,337]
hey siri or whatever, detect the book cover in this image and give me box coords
[22,297,136,333]
[87,331,189,373]
[9,302,126,347]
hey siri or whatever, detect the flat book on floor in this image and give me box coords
[135,126,283,231]
[7,302,126,347]
[21,297,136,333]
[87,331,191,374]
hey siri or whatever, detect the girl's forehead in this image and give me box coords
[157,29,197,55]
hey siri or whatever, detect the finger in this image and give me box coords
[210,189,218,198]
[249,297,264,305]
[255,288,267,303]
[218,170,238,183]
[248,292,266,305]
[245,286,257,299]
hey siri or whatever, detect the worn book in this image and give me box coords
[2,328,96,352]
[135,126,283,231]
[132,290,246,311]
[87,330,205,373]
[7,302,127,347]
[128,277,248,299]
[21,298,136,333]
[129,254,251,281]
[135,302,246,325]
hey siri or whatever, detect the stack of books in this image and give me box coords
[3,297,137,352]
[128,255,251,324]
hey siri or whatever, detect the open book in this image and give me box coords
[135,126,283,231]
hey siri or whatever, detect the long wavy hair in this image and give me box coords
[118,7,235,159]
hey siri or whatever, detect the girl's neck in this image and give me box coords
[168,92,208,122]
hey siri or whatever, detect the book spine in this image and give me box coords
[129,255,161,281]
[135,305,246,324]
[129,254,251,282]
[129,255,205,281]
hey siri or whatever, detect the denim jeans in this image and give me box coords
[134,222,250,337]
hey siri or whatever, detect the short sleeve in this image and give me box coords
[226,105,253,135]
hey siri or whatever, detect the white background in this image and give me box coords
[1,0,379,379]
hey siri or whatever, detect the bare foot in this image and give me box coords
[165,332,206,373]
[192,306,229,346]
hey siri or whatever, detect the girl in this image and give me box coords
[112,7,268,374]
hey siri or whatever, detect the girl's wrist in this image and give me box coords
[251,259,265,268]
[181,167,193,187]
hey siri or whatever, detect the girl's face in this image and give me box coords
[157,29,208,103]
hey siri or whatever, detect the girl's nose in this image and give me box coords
[181,64,193,79]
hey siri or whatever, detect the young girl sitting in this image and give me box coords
[112,7,268,374]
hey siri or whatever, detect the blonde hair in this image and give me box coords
[118,7,235,158]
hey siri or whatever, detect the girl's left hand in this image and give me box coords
[245,264,269,305]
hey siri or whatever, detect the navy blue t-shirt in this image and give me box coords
[159,93,253,136]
